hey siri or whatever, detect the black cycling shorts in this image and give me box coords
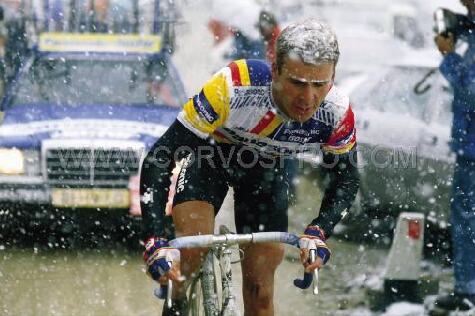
[172,145,292,234]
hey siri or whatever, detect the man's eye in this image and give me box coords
[313,82,327,88]
[290,79,305,85]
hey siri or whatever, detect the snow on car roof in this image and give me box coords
[383,48,441,69]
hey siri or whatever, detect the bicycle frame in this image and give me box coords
[198,245,240,316]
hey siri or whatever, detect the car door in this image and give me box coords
[351,66,428,212]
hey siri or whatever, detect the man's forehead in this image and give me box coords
[288,73,332,84]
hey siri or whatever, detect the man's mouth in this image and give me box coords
[294,105,312,116]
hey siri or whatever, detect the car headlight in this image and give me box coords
[0,148,25,174]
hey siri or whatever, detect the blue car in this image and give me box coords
[0,33,186,240]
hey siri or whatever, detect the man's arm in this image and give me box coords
[140,62,233,241]
[310,148,360,238]
[439,52,466,86]
[140,119,208,240]
[435,33,475,93]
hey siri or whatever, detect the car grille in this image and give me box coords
[45,148,140,185]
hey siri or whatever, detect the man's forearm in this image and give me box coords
[310,148,360,238]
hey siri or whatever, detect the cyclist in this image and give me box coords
[141,19,360,315]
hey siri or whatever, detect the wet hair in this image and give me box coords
[276,19,339,72]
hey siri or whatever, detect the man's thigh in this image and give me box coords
[171,153,229,277]
[233,164,290,234]
[172,153,229,216]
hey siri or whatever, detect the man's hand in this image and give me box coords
[435,33,455,55]
[299,226,331,273]
[143,237,182,284]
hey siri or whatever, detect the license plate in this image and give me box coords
[52,188,130,208]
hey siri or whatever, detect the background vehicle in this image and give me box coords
[336,55,454,251]
[0,31,186,244]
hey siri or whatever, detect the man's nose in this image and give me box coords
[301,85,317,105]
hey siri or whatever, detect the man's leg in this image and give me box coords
[451,157,475,296]
[169,152,228,299]
[233,161,290,315]
[172,200,215,298]
[240,242,284,316]
[435,156,475,311]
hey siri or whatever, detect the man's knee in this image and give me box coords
[243,281,273,309]
[241,243,284,308]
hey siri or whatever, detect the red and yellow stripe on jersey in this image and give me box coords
[322,105,356,154]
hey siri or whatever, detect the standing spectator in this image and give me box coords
[433,0,475,312]
[207,18,233,45]
[207,18,264,60]
[228,28,264,60]
[208,0,264,61]
[257,10,280,62]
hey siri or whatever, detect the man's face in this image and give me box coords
[271,57,334,123]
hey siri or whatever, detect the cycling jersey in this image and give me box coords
[177,59,356,156]
[140,59,360,241]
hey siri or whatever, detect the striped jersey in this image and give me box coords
[177,59,356,156]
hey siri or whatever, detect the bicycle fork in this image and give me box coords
[219,248,239,316]
[201,251,220,316]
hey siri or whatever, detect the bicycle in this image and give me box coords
[154,225,320,316]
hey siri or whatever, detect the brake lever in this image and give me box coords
[293,249,319,295]
[166,261,173,308]
[153,261,174,308]
[310,249,319,295]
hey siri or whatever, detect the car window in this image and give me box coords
[351,66,440,122]
[10,57,184,108]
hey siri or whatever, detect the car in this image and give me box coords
[341,57,455,247]
[0,32,186,244]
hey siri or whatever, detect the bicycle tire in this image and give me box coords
[188,252,222,316]
[188,276,204,316]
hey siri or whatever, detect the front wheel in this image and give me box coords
[188,252,222,316]
[188,277,204,316]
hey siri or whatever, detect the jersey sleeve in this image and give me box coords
[322,105,356,155]
[177,67,231,137]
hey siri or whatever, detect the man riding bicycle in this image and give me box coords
[140,19,360,316]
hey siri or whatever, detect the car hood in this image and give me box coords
[0,103,180,149]
[354,108,454,163]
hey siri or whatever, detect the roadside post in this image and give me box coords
[382,212,438,305]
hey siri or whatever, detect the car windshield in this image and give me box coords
[351,66,451,123]
[9,57,184,108]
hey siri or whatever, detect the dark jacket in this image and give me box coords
[440,21,475,159]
